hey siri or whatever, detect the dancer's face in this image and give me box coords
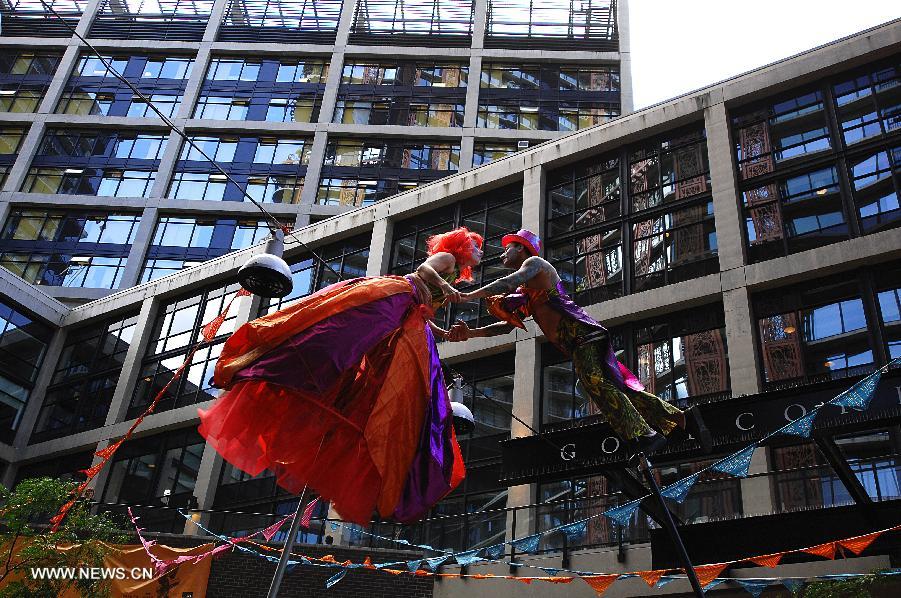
[461,238,483,267]
[501,243,527,269]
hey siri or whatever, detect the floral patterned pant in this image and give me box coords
[558,318,683,441]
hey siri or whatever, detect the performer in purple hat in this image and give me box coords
[448,229,711,458]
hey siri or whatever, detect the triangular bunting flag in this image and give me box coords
[260,515,293,542]
[362,556,375,569]
[656,575,677,588]
[637,570,667,587]
[325,569,347,588]
[830,369,882,410]
[736,579,770,598]
[839,530,882,555]
[454,549,483,566]
[581,574,619,596]
[779,411,818,438]
[406,559,422,572]
[660,473,700,503]
[694,562,728,587]
[559,520,588,542]
[511,534,541,554]
[805,541,837,559]
[539,576,574,584]
[748,552,784,568]
[782,578,805,594]
[704,578,727,590]
[602,499,642,527]
[424,555,449,571]
[484,544,505,560]
[712,444,758,478]
[516,577,533,584]
[541,567,560,576]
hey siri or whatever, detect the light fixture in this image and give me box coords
[824,360,834,368]
[448,376,474,436]
[816,188,828,195]
[783,325,796,334]
[237,229,293,298]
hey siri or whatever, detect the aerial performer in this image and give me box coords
[447,229,712,458]
[198,227,484,525]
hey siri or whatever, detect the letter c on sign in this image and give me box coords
[736,412,754,431]
[560,443,576,461]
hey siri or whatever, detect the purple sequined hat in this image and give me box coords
[501,229,541,256]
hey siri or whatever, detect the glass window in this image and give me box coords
[848,146,901,234]
[0,51,62,113]
[833,64,899,145]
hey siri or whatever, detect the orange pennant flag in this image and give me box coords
[804,542,837,560]
[362,556,376,569]
[693,563,728,587]
[839,531,882,555]
[414,570,433,577]
[748,552,784,568]
[637,570,667,587]
[582,574,619,596]
[383,569,404,576]
[539,576,574,584]
[516,577,533,584]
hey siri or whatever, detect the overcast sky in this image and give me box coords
[629,1,899,108]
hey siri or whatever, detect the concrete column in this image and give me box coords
[521,164,546,243]
[723,286,762,396]
[317,0,355,125]
[463,55,482,129]
[0,461,18,489]
[299,131,329,206]
[505,337,541,543]
[184,432,225,535]
[37,46,80,115]
[705,102,747,271]
[104,296,158,426]
[740,447,775,517]
[616,0,634,114]
[459,135,475,172]
[365,217,393,276]
[118,207,159,289]
[74,0,105,36]
[471,0,489,49]
[177,47,212,120]
[149,130,184,198]
[11,328,68,449]
[2,121,46,193]
[202,0,230,43]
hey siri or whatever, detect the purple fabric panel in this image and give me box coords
[233,292,414,393]
[393,324,456,523]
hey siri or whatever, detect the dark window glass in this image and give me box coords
[472,142,520,166]
[0,299,52,443]
[833,64,900,146]
[32,312,138,442]
[0,51,62,112]
[848,146,901,234]
[14,451,92,485]
[130,282,244,418]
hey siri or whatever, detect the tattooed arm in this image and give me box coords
[459,256,546,301]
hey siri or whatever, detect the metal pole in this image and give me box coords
[637,453,706,598]
[266,488,309,598]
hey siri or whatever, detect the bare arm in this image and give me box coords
[428,319,449,340]
[462,257,545,300]
[415,252,460,301]
[447,320,515,342]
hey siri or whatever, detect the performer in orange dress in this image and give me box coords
[199,227,483,524]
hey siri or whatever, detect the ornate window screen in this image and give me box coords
[486,0,617,50]
[351,0,474,46]
[91,0,215,40]
[219,0,342,43]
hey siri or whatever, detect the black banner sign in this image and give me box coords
[500,372,901,485]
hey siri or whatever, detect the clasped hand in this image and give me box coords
[442,284,473,304]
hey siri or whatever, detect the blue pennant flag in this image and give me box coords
[704,578,727,590]
[329,522,339,531]
[406,559,422,572]
[511,534,541,554]
[780,411,818,438]
[396,539,410,545]
[541,567,560,576]
[285,560,301,574]
[424,555,449,571]
[712,444,758,478]
[325,569,347,588]
[656,575,677,588]
[736,580,770,598]
[455,549,483,566]
[559,520,588,543]
[782,578,805,594]
[660,473,700,503]
[483,544,505,560]
[830,369,883,411]
[603,499,642,527]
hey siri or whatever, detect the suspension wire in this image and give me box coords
[37,0,346,283]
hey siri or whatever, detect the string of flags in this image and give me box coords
[47,289,251,532]
[136,506,901,596]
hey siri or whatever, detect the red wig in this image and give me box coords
[426,226,484,283]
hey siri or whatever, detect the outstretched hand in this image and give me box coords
[452,292,475,303]
[441,283,462,303]
[447,320,472,342]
